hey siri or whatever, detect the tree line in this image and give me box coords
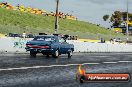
[103,11,132,28]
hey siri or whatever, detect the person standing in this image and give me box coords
[22,31,26,38]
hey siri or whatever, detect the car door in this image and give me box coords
[59,38,69,54]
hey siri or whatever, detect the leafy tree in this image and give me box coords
[103,15,109,21]
[103,11,132,27]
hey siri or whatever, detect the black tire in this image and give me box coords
[42,53,45,55]
[52,50,59,58]
[30,51,37,57]
[42,52,50,57]
[46,54,50,57]
[80,76,85,84]
[68,50,73,58]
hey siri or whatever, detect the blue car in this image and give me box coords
[25,35,74,58]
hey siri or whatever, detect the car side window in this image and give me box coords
[59,38,65,43]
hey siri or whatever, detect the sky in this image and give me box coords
[1,0,132,28]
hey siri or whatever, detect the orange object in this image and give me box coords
[78,64,86,75]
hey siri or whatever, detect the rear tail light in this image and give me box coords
[41,46,50,48]
[26,44,32,47]
[26,44,50,48]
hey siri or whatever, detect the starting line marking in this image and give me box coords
[103,62,118,64]
[0,62,99,71]
[118,61,132,63]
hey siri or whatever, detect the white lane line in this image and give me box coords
[103,62,118,64]
[0,62,99,71]
[92,56,110,58]
[82,63,100,65]
[118,61,132,63]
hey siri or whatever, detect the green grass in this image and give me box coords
[0,8,128,39]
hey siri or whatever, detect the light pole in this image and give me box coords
[126,0,129,37]
[55,0,59,34]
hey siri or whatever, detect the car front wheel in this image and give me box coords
[52,50,59,58]
[68,50,73,58]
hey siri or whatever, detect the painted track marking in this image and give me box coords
[0,60,132,71]
[118,61,132,63]
[103,62,118,64]
[0,62,99,71]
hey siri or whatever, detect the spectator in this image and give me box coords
[126,38,129,43]
[75,35,78,40]
[0,2,77,20]
[26,7,32,12]
[72,36,75,40]
[22,31,26,38]
[110,38,113,43]
[100,38,105,43]
[1,2,7,8]
[113,38,116,43]
[68,36,72,40]
[64,34,69,40]
[6,3,13,10]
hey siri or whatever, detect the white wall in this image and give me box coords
[67,40,132,52]
[0,37,132,53]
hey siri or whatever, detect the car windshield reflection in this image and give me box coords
[33,36,55,41]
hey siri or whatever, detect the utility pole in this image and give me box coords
[126,0,129,37]
[55,0,59,34]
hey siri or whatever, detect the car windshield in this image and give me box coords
[33,36,55,41]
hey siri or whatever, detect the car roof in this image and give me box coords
[35,35,59,38]
[36,35,55,36]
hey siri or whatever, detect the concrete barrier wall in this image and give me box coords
[0,37,132,53]
[67,40,132,52]
[0,37,32,53]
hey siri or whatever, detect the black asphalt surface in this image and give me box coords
[0,53,132,87]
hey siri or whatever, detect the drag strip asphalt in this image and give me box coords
[0,60,132,71]
[0,53,132,87]
[0,53,132,69]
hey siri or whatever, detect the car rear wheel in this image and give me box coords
[46,54,50,57]
[52,50,59,58]
[30,51,37,57]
